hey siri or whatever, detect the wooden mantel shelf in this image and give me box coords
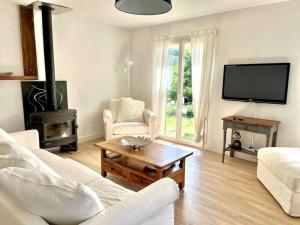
[0,7,38,82]
[0,75,38,80]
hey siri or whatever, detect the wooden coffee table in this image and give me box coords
[95,138,193,189]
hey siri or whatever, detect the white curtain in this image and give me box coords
[191,29,217,143]
[151,37,169,136]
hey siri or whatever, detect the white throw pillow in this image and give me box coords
[0,167,104,225]
[0,128,17,143]
[0,154,39,170]
[0,142,59,177]
[117,98,145,122]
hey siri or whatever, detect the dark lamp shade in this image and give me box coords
[115,0,172,15]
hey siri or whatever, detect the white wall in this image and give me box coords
[52,12,130,141]
[0,1,25,132]
[130,0,300,152]
[0,1,130,141]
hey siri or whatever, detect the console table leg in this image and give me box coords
[266,134,271,147]
[272,131,278,147]
[222,129,227,163]
[101,149,107,177]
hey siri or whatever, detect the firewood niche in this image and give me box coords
[0,6,38,80]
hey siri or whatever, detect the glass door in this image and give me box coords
[162,40,196,143]
[180,42,196,141]
[163,43,179,139]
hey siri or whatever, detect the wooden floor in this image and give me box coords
[57,139,300,225]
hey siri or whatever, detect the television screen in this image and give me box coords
[222,63,290,104]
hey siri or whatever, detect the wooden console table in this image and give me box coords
[222,116,280,163]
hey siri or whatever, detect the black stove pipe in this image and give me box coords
[41,5,57,111]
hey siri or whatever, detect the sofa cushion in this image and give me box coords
[0,186,49,225]
[87,177,134,209]
[29,148,99,185]
[0,167,104,225]
[46,158,100,184]
[0,154,36,169]
[258,147,300,192]
[0,142,34,156]
[0,128,17,143]
[117,98,145,123]
[0,143,59,177]
[113,122,148,135]
[31,148,62,163]
[0,154,56,174]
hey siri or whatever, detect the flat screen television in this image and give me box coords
[222,63,290,104]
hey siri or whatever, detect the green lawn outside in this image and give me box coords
[165,115,196,141]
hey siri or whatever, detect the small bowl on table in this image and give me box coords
[120,136,152,151]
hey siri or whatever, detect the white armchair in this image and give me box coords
[103,98,157,140]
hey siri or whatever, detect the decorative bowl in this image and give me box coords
[120,136,152,151]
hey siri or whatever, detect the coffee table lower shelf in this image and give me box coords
[101,156,186,189]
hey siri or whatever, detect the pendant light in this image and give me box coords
[115,0,172,15]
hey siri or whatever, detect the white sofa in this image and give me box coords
[103,98,156,140]
[257,147,300,217]
[0,130,179,225]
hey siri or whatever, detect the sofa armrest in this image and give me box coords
[103,109,113,140]
[79,178,179,225]
[144,109,156,140]
[144,109,156,125]
[9,130,40,149]
[103,109,113,123]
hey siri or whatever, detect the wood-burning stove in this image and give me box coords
[21,2,78,151]
[29,110,78,150]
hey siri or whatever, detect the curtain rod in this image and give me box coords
[153,27,217,41]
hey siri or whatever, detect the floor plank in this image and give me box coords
[57,139,300,225]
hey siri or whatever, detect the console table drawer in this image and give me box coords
[233,123,257,132]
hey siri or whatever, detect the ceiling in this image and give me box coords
[6,0,291,28]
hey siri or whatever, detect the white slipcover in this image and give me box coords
[0,167,104,225]
[0,129,178,225]
[117,98,145,123]
[257,147,300,216]
[113,122,149,135]
[103,98,156,140]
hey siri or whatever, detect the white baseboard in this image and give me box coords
[233,151,257,162]
[78,133,103,143]
[203,143,221,153]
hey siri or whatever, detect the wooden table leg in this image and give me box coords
[101,148,107,177]
[156,168,164,179]
[179,159,186,189]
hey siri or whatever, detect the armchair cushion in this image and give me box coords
[117,98,145,123]
[112,122,148,135]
